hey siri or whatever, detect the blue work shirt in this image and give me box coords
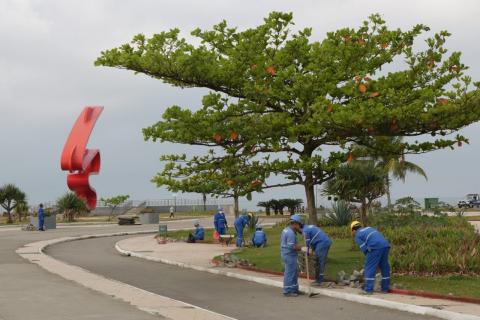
[234,215,249,229]
[355,227,390,254]
[303,225,332,249]
[194,226,205,240]
[214,213,227,230]
[280,226,298,257]
[252,230,267,245]
[38,207,44,218]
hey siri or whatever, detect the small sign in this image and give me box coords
[158,224,167,237]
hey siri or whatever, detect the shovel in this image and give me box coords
[304,249,319,298]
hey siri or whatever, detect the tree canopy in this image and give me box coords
[96,12,480,223]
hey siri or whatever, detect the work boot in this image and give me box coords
[283,293,299,297]
[360,290,373,295]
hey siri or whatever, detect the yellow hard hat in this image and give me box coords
[350,220,361,231]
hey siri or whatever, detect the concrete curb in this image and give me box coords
[16,230,236,320]
[116,240,480,320]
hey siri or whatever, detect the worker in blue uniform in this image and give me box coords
[251,225,267,247]
[351,220,390,294]
[303,224,332,285]
[234,213,251,247]
[38,203,45,231]
[280,214,303,297]
[213,208,228,235]
[187,221,205,243]
[193,221,205,240]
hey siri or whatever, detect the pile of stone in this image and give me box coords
[218,253,253,268]
[336,270,364,288]
[21,224,37,231]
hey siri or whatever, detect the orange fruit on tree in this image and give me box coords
[227,179,235,186]
[381,43,389,49]
[438,98,449,106]
[251,179,262,188]
[358,84,367,93]
[369,92,379,98]
[347,152,354,163]
[266,66,276,75]
[213,133,222,143]
[327,104,334,113]
[358,38,365,45]
[230,131,238,141]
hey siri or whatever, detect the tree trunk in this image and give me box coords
[304,181,318,225]
[7,209,13,224]
[386,176,392,210]
[360,200,368,226]
[289,207,295,215]
[265,207,271,216]
[279,207,284,215]
[233,195,239,218]
[202,193,207,212]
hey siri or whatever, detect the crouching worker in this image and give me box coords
[187,221,205,243]
[280,214,303,297]
[351,221,390,294]
[252,225,267,247]
[303,224,332,286]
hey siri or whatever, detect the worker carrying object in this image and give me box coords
[280,214,303,297]
[214,208,228,235]
[351,220,390,295]
[251,225,267,247]
[234,212,251,247]
[187,220,205,243]
[303,224,332,286]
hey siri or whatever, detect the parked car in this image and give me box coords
[458,194,480,208]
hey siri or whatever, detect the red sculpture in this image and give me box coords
[61,106,104,209]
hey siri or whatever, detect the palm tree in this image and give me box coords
[257,200,272,216]
[0,184,27,224]
[323,160,387,225]
[56,192,88,222]
[15,200,29,222]
[280,199,304,215]
[377,138,427,208]
[355,137,427,208]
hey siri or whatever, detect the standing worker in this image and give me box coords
[351,221,391,295]
[213,208,228,235]
[169,206,175,219]
[303,224,332,286]
[280,214,303,297]
[234,212,251,247]
[38,203,45,231]
[252,225,267,247]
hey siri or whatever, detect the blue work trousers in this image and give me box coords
[282,254,299,294]
[364,247,390,292]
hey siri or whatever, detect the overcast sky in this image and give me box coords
[1,0,479,208]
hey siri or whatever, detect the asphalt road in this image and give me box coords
[47,236,438,320]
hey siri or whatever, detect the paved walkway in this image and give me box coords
[48,236,437,320]
[0,216,221,320]
[117,235,480,319]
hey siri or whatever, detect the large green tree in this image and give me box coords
[0,184,26,224]
[155,150,265,217]
[96,12,480,224]
[56,192,88,222]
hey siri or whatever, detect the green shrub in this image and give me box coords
[326,200,352,226]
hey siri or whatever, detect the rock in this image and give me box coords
[336,271,346,284]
